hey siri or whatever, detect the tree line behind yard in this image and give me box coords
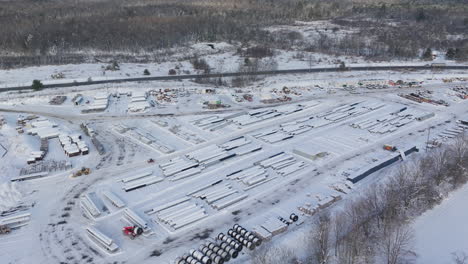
[0,0,466,68]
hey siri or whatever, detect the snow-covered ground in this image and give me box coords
[413,184,468,264]
[0,38,467,263]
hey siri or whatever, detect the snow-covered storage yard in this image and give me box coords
[0,61,467,264]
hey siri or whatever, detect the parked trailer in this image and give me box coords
[124,208,148,230]
[86,226,119,253]
[102,190,125,208]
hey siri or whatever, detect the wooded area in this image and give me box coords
[0,0,466,67]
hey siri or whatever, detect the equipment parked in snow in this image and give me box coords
[72,167,91,177]
[122,226,143,239]
[383,144,397,151]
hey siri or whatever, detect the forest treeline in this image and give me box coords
[0,0,467,67]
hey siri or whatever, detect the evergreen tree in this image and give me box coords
[31,80,43,91]
[422,48,433,60]
[446,48,456,60]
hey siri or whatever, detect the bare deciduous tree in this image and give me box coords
[380,225,416,264]
[308,212,331,264]
[251,245,297,264]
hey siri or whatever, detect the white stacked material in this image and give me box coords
[128,90,150,112]
[30,120,57,128]
[276,161,306,176]
[186,145,225,162]
[70,134,82,142]
[59,134,71,145]
[220,137,251,150]
[63,143,80,156]
[243,174,267,186]
[0,213,31,228]
[146,197,191,215]
[102,191,125,208]
[251,128,279,138]
[233,144,262,156]
[87,93,109,111]
[281,124,308,133]
[201,152,234,167]
[161,158,199,177]
[27,126,61,139]
[86,226,119,253]
[171,167,202,181]
[253,226,272,241]
[150,140,175,154]
[230,114,258,126]
[259,132,294,143]
[209,121,231,131]
[155,202,207,230]
[258,112,281,120]
[124,208,148,230]
[211,193,248,210]
[228,166,266,180]
[80,194,101,218]
[258,153,294,168]
[122,176,163,192]
[325,112,351,121]
[243,176,277,191]
[261,217,288,235]
[270,159,297,170]
[318,196,337,209]
[121,171,153,183]
[192,184,238,205]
